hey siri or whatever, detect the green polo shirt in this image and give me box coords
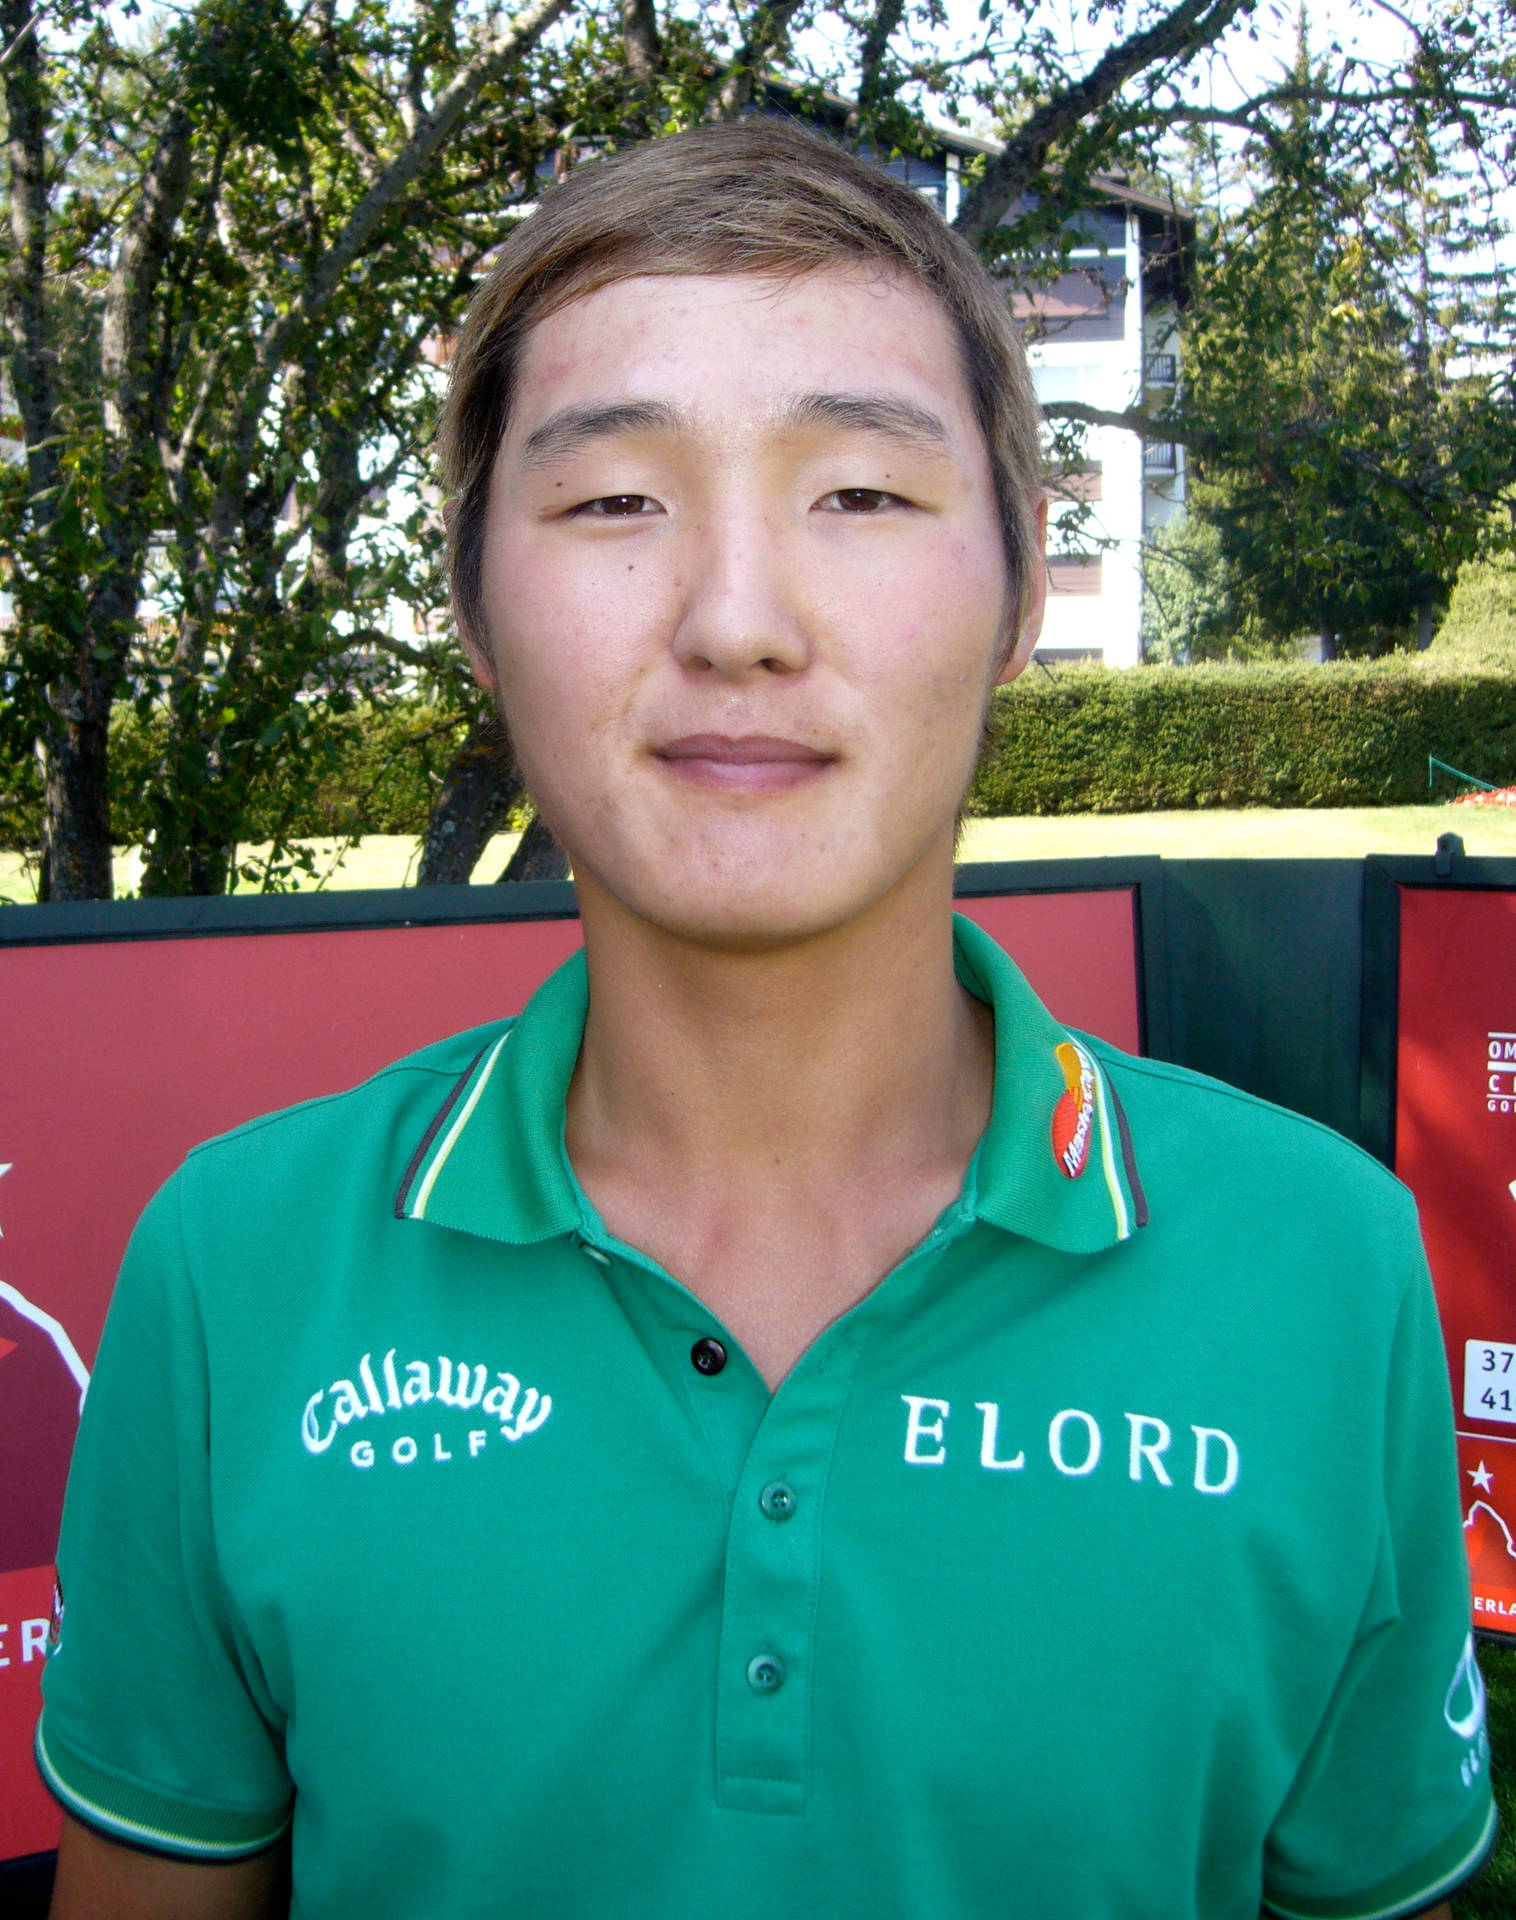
[38,916,1493,1919]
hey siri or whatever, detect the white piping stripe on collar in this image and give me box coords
[410,1031,510,1222]
[1076,1040,1132,1243]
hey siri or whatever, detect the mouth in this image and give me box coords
[654,734,837,795]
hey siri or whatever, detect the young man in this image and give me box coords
[39,120,1492,1919]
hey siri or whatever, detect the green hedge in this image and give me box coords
[7,663,1516,852]
[969,662,1516,815]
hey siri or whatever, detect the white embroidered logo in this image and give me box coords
[1445,1633,1487,1742]
[1444,1632,1491,1792]
[301,1349,552,1470]
[900,1395,1240,1495]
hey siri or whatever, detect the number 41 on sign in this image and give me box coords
[1466,1341,1516,1423]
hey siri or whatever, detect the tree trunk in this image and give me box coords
[416,714,521,885]
[1417,600,1435,651]
[139,797,235,896]
[498,809,569,882]
[38,701,114,901]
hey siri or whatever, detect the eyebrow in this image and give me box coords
[777,391,953,450]
[516,390,953,469]
[520,400,683,469]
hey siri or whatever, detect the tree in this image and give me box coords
[1047,5,1516,659]
[1,0,576,899]
[1141,515,1245,662]
[1178,20,1515,652]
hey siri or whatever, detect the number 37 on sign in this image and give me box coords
[1466,1341,1516,1423]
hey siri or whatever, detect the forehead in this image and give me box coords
[506,268,980,443]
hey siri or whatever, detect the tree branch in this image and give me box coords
[297,0,572,325]
[707,0,807,121]
[99,100,199,444]
[1043,400,1185,442]
[848,0,908,132]
[620,0,663,86]
[953,0,1251,245]
[1,0,57,500]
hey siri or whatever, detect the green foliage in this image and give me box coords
[969,662,1516,815]
[78,698,465,857]
[0,730,41,852]
[1435,551,1516,668]
[1169,23,1516,654]
[1141,517,1251,664]
[239,700,469,844]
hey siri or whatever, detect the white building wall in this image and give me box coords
[1028,209,1149,668]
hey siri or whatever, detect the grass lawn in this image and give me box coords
[3,805,1516,904]
[957,803,1516,865]
[1458,1640,1516,1918]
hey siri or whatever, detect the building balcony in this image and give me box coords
[1143,351,1178,388]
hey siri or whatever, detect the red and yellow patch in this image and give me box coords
[1051,1039,1096,1180]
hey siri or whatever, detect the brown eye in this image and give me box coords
[827,489,892,512]
[585,494,654,516]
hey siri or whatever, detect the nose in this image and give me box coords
[669,506,813,681]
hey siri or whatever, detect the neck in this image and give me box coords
[564,852,992,1192]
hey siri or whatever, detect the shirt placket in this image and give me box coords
[577,1222,959,1819]
[710,1343,863,1815]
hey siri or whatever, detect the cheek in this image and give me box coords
[832,533,1006,712]
[481,530,665,737]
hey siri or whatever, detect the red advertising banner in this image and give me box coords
[1395,886,1516,1641]
[0,886,1141,1863]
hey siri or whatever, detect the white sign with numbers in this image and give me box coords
[1465,1341,1516,1424]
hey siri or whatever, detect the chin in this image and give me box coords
[574,827,942,955]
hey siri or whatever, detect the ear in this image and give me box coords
[994,494,1048,688]
[459,619,499,694]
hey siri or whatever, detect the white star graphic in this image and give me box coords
[1471,1461,1495,1493]
[0,1162,9,1238]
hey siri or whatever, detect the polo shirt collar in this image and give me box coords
[952,913,1147,1253]
[394,950,586,1244]
[397,914,1146,1255]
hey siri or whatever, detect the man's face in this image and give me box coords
[474,267,1044,948]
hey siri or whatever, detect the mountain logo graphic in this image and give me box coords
[1464,1498,1516,1589]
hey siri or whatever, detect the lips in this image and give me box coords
[655,734,835,794]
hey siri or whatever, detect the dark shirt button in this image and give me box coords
[759,1481,796,1522]
[690,1337,727,1376]
[747,1653,785,1694]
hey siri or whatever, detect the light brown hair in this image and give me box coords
[440,115,1044,655]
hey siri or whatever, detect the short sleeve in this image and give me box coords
[1262,1242,1498,1919]
[35,1175,292,1859]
